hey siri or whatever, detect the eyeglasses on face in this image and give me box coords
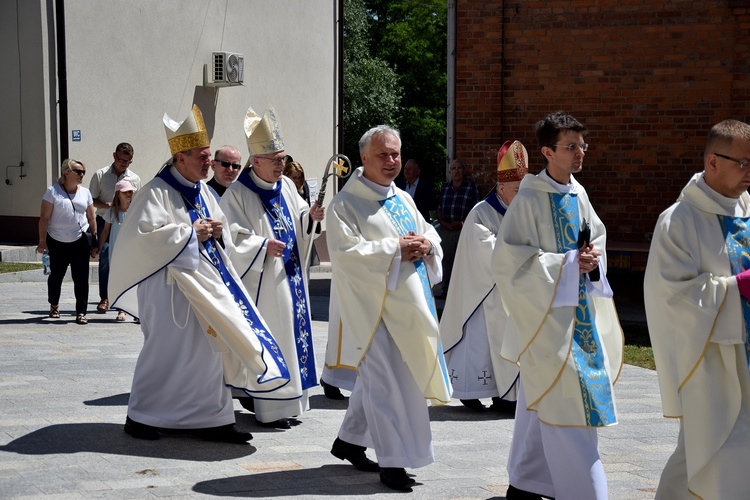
[714,152,750,170]
[71,169,86,176]
[257,155,288,166]
[552,143,589,152]
[216,160,242,170]
[115,155,133,165]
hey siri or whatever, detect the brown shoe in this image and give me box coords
[49,305,60,319]
[96,299,108,313]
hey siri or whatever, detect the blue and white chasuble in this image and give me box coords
[549,192,616,426]
[238,170,317,390]
[156,167,290,385]
[380,195,451,391]
[717,215,750,369]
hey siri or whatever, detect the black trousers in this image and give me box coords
[46,233,90,315]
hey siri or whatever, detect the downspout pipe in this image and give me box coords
[446,0,456,182]
[55,0,69,161]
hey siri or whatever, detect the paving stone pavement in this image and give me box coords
[0,271,676,499]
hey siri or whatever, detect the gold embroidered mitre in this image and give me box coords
[244,105,285,155]
[163,104,210,155]
[497,140,529,183]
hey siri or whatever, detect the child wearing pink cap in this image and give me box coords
[98,180,135,321]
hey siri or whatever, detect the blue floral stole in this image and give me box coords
[156,167,290,384]
[717,215,750,370]
[238,169,317,390]
[548,192,616,426]
[380,194,450,388]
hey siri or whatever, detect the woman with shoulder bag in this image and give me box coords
[36,159,99,325]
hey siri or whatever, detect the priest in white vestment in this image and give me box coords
[645,119,750,500]
[220,105,324,428]
[492,112,623,500]
[441,140,527,413]
[325,125,451,491]
[110,105,291,444]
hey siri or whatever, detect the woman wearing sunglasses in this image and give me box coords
[36,158,98,325]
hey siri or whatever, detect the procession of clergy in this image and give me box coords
[105,102,750,498]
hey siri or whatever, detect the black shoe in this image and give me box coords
[197,424,252,444]
[379,467,415,491]
[238,397,254,412]
[506,484,546,500]
[331,437,380,472]
[256,417,292,429]
[490,397,517,414]
[460,399,486,411]
[124,416,160,440]
[321,380,346,400]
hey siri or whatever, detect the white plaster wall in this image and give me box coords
[1,0,337,228]
[0,0,55,217]
[64,0,337,186]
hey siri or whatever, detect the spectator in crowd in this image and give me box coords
[206,145,242,199]
[435,159,479,298]
[283,160,311,205]
[97,180,136,322]
[396,158,436,222]
[37,159,98,325]
[89,143,141,314]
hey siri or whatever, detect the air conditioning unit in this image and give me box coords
[203,52,244,87]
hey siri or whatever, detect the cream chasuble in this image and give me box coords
[325,167,451,403]
[645,173,750,499]
[440,193,519,400]
[492,173,623,427]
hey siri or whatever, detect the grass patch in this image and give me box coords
[622,322,654,370]
[623,345,655,370]
[0,262,43,273]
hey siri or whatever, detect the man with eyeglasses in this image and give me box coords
[221,105,324,429]
[206,145,242,199]
[89,143,141,314]
[644,119,750,499]
[492,111,622,500]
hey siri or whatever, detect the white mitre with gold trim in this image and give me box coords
[163,104,210,155]
[244,105,285,155]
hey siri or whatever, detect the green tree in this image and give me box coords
[343,0,402,165]
[364,0,448,184]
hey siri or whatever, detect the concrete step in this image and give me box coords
[0,245,39,263]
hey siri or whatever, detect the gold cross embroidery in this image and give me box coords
[334,159,349,177]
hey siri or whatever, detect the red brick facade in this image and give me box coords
[454,0,749,244]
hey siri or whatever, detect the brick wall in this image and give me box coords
[455,0,749,243]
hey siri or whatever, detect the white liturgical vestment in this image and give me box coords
[109,166,291,429]
[441,193,519,400]
[645,172,750,499]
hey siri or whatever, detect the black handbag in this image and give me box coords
[83,230,98,250]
